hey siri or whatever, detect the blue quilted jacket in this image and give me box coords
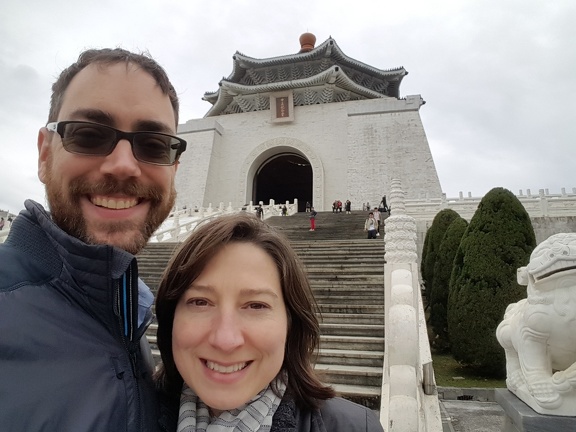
[0,200,158,432]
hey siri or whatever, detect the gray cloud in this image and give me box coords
[1,0,574,213]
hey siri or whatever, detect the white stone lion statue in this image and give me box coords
[496,232,576,416]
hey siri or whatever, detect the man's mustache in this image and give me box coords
[68,176,164,201]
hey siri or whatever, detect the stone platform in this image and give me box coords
[495,388,576,432]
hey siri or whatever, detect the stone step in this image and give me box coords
[331,383,381,398]
[317,304,385,314]
[295,252,385,259]
[309,282,385,289]
[313,293,384,300]
[313,287,384,295]
[319,335,384,351]
[319,313,384,325]
[305,269,383,276]
[314,296,383,305]
[306,276,383,283]
[317,349,384,367]
[315,364,382,387]
[331,384,382,411]
[319,323,384,337]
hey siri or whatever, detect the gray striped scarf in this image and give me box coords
[177,380,286,432]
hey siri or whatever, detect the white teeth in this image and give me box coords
[91,196,138,209]
[206,360,247,374]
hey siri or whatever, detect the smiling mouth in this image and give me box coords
[205,360,250,374]
[90,196,140,210]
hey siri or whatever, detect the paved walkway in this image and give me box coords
[441,400,505,432]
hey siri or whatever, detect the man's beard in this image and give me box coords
[44,168,175,255]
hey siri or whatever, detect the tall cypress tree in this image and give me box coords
[447,187,535,376]
[421,209,460,300]
[429,216,468,352]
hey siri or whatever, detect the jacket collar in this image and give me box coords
[11,200,141,335]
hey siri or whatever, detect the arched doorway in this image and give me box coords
[253,153,312,212]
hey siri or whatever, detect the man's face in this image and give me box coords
[37,62,178,254]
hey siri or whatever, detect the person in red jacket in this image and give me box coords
[309,207,318,231]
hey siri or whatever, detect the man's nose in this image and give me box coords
[100,139,142,179]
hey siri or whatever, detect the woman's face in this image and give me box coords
[172,242,288,414]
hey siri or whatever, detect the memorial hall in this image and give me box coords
[175,33,442,212]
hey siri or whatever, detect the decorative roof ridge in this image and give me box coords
[225,37,406,83]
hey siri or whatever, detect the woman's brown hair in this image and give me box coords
[154,212,335,409]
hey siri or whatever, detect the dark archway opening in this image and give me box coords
[254,153,312,212]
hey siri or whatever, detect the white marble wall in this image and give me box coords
[175,95,442,212]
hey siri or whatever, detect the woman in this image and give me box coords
[154,212,383,431]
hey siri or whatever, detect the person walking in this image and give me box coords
[381,195,390,216]
[309,207,317,231]
[373,207,381,237]
[364,212,378,239]
[0,48,186,431]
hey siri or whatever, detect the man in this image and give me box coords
[0,48,186,431]
[364,212,378,239]
[381,194,390,215]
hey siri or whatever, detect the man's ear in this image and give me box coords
[37,127,51,184]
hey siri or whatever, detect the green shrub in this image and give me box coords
[421,209,460,300]
[447,187,535,377]
[429,216,468,352]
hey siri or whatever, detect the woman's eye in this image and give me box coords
[248,302,269,310]
[186,298,208,307]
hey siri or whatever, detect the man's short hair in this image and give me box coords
[49,48,179,125]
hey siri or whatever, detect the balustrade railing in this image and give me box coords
[381,179,442,432]
[405,187,576,221]
[149,199,299,243]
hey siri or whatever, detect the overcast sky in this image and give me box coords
[1,0,574,214]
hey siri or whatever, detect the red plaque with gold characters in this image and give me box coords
[271,92,294,123]
[276,96,289,118]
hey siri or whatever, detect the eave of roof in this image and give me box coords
[225,37,406,84]
[204,65,388,117]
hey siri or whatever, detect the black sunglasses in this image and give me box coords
[46,121,187,166]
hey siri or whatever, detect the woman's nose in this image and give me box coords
[208,312,245,352]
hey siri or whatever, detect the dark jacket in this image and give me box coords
[158,391,383,432]
[0,200,158,432]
